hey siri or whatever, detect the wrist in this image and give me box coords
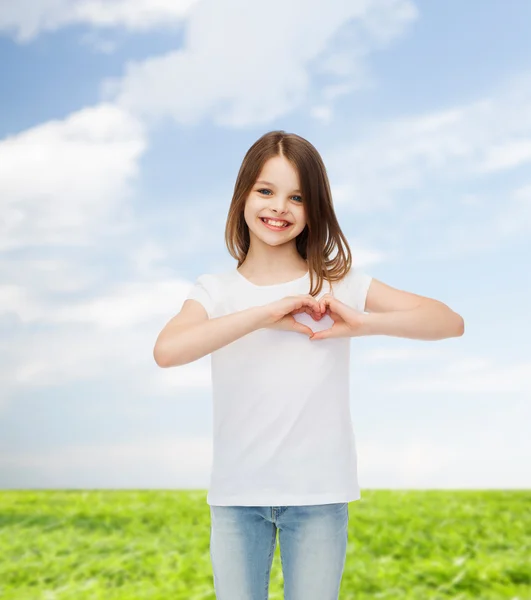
[356,312,374,336]
[251,305,272,328]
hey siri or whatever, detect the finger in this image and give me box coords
[319,294,332,307]
[309,329,331,340]
[299,306,321,320]
[320,295,345,315]
[289,319,314,336]
[296,324,314,336]
[305,294,321,311]
[305,306,321,318]
[295,300,313,315]
[309,322,339,340]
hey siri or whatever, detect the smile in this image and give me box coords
[260,217,292,231]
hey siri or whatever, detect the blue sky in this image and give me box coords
[1,0,529,491]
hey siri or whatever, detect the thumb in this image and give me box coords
[294,323,314,337]
[309,328,332,341]
[288,318,314,337]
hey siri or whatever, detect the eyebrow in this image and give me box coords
[255,180,301,193]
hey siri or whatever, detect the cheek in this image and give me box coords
[244,197,262,217]
[296,210,307,230]
[243,203,263,232]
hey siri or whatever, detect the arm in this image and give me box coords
[359,279,464,340]
[154,300,269,368]
[310,278,465,341]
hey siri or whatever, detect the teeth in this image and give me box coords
[263,218,289,227]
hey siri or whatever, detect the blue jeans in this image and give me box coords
[209,502,349,599]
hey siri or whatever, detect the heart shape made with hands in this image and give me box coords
[292,310,334,334]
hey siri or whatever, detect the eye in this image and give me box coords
[257,189,303,203]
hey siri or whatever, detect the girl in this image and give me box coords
[153,131,464,600]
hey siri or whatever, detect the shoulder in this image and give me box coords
[190,269,235,294]
[186,270,232,319]
[332,264,372,290]
[331,265,373,311]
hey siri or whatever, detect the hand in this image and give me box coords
[309,293,366,340]
[263,294,324,337]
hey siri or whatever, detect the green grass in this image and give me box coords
[0,490,529,599]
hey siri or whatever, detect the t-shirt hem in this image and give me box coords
[207,489,361,506]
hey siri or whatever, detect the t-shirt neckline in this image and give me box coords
[235,268,309,288]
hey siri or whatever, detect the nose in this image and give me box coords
[271,200,289,215]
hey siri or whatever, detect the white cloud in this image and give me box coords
[0,103,177,408]
[310,105,334,124]
[444,357,492,374]
[328,73,531,211]
[0,103,146,251]
[0,436,213,488]
[0,275,212,401]
[479,138,531,173]
[434,182,531,257]
[359,433,529,489]
[79,29,118,54]
[387,359,531,393]
[0,258,102,295]
[0,0,197,41]
[319,72,531,260]
[361,345,443,364]
[104,0,417,127]
[0,276,191,328]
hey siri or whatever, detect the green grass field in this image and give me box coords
[0,490,529,599]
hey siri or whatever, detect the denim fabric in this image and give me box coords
[209,502,349,599]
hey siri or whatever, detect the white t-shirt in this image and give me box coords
[185,266,372,506]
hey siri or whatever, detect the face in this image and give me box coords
[244,155,307,246]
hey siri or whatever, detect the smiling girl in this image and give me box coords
[153,130,464,600]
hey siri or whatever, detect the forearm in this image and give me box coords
[156,306,268,367]
[359,302,464,340]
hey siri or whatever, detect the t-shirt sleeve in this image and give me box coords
[185,274,215,319]
[345,267,373,313]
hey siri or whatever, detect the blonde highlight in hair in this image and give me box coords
[225,130,353,297]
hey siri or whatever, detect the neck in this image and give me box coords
[239,246,307,278]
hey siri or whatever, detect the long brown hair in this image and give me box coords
[225,130,353,297]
